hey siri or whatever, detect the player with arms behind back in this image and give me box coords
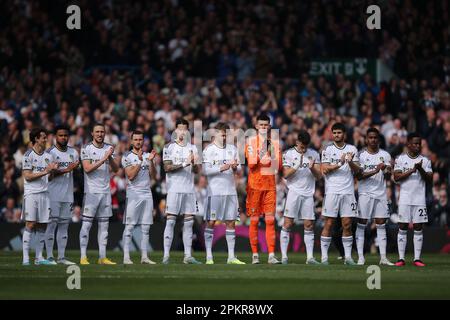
[79,123,120,265]
[245,114,282,264]
[162,119,202,264]
[121,130,157,265]
[393,132,432,267]
[320,122,361,265]
[203,123,245,265]
[21,127,58,265]
[45,124,79,265]
[281,130,322,265]
[355,127,394,266]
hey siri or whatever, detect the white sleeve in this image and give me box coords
[203,148,221,176]
[74,149,80,162]
[22,153,32,170]
[282,151,293,167]
[351,146,359,163]
[394,156,402,171]
[424,158,432,173]
[162,145,172,162]
[80,146,90,161]
[384,152,392,167]
[314,151,321,164]
[321,147,330,163]
[121,154,132,168]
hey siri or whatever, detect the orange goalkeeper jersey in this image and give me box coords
[245,135,282,191]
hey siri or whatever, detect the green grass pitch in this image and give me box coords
[0,251,449,299]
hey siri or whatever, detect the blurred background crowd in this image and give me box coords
[0,0,449,229]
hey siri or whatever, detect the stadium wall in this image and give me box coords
[1,223,449,254]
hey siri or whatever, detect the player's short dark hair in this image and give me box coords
[331,122,346,133]
[131,130,144,139]
[297,130,311,145]
[54,124,70,135]
[366,127,380,137]
[29,127,47,144]
[256,114,271,122]
[407,132,421,141]
[175,118,189,129]
[91,122,105,132]
[215,122,230,132]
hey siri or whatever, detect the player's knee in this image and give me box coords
[264,215,275,226]
[250,215,259,226]
[304,220,314,231]
[283,218,294,229]
[413,224,423,231]
[207,220,216,229]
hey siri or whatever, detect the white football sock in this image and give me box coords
[204,227,214,260]
[356,223,366,259]
[35,228,46,261]
[79,217,93,258]
[56,219,70,260]
[413,230,423,261]
[225,229,236,260]
[98,218,109,259]
[183,217,194,257]
[376,224,387,259]
[397,229,408,260]
[22,227,32,264]
[304,229,315,260]
[320,236,332,262]
[163,217,176,258]
[45,218,57,259]
[280,227,290,259]
[342,236,354,259]
[141,224,150,259]
[122,224,134,260]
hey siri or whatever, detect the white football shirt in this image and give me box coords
[47,146,79,202]
[394,153,432,206]
[282,147,320,197]
[358,148,391,199]
[121,151,153,199]
[22,149,53,196]
[80,142,116,194]
[321,143,359,195]
[163,142,198,194]
[202,143,239,196]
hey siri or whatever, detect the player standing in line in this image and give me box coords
[121,130,157,265]
[203,123,246,265]
[393,133,432,267]
[280,130,321,265]
[79,123,119,265]
[162,119,202,264]
[320,122,361,265]
[22,127,58,265]
[355,128,395,266]
[245,114,282,264]
[45,125,79,265]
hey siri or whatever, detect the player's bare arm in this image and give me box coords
[356,162,385,180]
[82,147,114,173]
[108,147,120,173]
[346,153,362,175]
[321,154,344,175]
[309,159,322,180]
[415,160,433,183]
[148,150,157,180]
[23,162,58,182]
[163,160,185,172]
[393,167,416,182]
[50,161,80,179]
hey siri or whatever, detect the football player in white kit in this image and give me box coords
[162,119,202,264]
[393,132,432,267]
[45,125,80,265]
[280,130,321,265]
[320,122,361,265]
[21,127,58,265]
[355,128,394,266]
[79,123,120,265]
[203,122,245,265]
[121,130,157,265]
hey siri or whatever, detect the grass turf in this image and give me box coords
[0,251,449,299]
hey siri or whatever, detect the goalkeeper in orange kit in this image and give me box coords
[245,114,282,264]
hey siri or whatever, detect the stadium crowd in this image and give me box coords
[0,0,449,229]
